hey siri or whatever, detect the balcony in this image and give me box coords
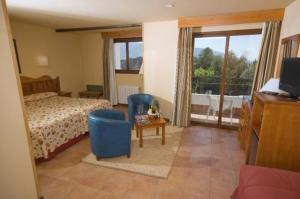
[191,93,245,125]
[191,77,252,126]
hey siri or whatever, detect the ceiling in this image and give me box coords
[6,0,294,29]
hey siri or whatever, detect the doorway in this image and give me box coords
[191,29,262,128]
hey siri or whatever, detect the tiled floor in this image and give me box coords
[37,125,245,199]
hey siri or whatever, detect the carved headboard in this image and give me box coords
[20,75,61,96]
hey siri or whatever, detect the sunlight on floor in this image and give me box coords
[191,113,240,125]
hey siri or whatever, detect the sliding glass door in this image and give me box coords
[191,36,226,124]
[221,34,262,126]
[191,29,262,127]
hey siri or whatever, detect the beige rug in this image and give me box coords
[82,125,183,178]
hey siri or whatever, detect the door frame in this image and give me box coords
[192,28,262,129]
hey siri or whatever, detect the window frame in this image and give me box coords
[113,37,143,74]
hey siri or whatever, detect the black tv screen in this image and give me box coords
[279,58,300,98]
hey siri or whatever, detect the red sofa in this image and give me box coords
[232,165,300,199]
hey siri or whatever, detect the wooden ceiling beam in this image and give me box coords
[178,8,285,28]
[55,24,142,32]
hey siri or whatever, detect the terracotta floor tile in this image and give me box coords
[96,171,137,197]
[124,176,160,199]
[210,168,236,185]
[210,157,234,170]
[36,123,244,199]
[183,191,210,199]
[37,174,56,186]
[210,190,232,199]
[157,186,186,199]
[60,162,107,183]
[39,179,74,199]
[183,179,210,197]
[67,137,91,154]
[90,190,112,199]
[37,159,74,179]
[67,184,100,199]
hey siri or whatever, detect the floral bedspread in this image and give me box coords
[24,94,111,159]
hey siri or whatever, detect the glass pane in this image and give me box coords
[191,36,226,124]
[222,34,262,126]
[129,41,143,70]
[114,42,127,70]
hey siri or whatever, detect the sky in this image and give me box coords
[194,34,262,61]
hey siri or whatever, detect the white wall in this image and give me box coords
[0,1,38,198]
[143,20,179,119]
[280,0,300,57]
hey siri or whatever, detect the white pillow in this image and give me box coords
[24,92,58,102]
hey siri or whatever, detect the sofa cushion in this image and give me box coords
[233,165,300,199]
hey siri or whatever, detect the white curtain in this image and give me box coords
[107,39,118,105]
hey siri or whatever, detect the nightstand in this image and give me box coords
[59,91,72,97]
[79,91,103,99]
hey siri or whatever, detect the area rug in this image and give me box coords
[82,125,183,178]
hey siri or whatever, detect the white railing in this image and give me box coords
[191,93,245,108]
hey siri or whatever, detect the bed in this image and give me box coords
[20,76,112,161]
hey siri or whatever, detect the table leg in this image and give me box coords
[136,126,139,138]
[139,128,143,147]
[162,125,165,145]
[156,127,159,135]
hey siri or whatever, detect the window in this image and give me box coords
[114,38,143,73]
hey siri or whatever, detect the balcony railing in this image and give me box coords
[192,77,253,96]
[191,94,249,125]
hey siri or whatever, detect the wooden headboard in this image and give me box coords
[20,75,61,96]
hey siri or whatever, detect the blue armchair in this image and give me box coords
[127,93,154,128]
[88,109,131,160]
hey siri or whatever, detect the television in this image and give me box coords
[279,58,300,98]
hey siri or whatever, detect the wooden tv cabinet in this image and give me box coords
[240,92,300,172]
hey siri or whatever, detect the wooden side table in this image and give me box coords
[59,91,72,97]
[135,116,166,148]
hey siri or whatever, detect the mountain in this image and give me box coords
[118,42,142,59]
[193,48,224,57]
